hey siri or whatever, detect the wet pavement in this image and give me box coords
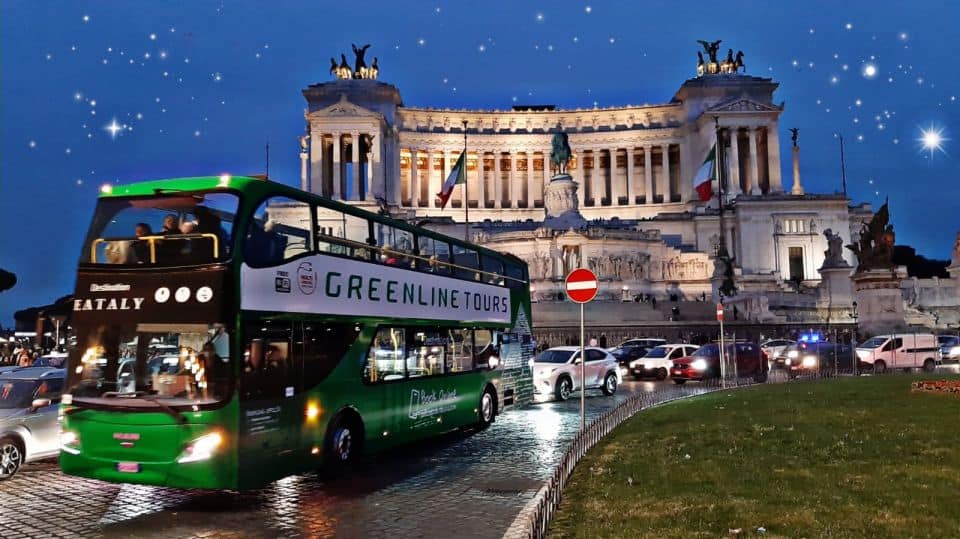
[0,379,714,539]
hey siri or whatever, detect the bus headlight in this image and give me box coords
[61,431,81,455]
[177,431,223,463]
[691,359,708,371]
[801,356,818,368]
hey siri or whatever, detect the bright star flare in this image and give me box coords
[918,126,948,157]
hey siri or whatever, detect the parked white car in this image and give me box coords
[532,347,621,401]
[628,344,700,380]
[760,339,796,363]
[856,333,939,373]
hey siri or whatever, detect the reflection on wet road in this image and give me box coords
[0,379,710,538]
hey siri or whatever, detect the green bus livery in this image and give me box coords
[60,176,533,489]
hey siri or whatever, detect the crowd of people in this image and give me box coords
[0,341,56,367]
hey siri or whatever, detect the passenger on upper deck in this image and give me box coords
[133,222,153,263]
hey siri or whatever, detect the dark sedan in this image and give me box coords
[782,342,861,377]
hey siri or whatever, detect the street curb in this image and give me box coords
[501,385,730,539]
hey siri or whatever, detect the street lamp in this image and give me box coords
[849,301,859,375]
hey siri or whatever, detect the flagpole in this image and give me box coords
[463,120,469,242]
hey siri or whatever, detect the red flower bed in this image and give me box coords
[911,380,960,395]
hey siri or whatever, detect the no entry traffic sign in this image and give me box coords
[565,268,599,304]
[716,303,724,321]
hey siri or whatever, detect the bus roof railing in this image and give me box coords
[315,231,527,285]
[91,233,220,264]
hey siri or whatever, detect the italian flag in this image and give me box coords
[436,152,466,209]
[694,144,716,202]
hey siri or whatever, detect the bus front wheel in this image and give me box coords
[324,413,363,469]
[478,386,498,428]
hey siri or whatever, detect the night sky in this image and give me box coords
[2,1,958,325]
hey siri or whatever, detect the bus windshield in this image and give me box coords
[67,323,232,408]
[82,192,238,266]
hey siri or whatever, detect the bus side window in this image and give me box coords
[445,329,473,373]
[242,321,293,400]
[416,236,451,275]
[315,207,372,261]
[451,245,480,281]
[373,223,414,267]
[405,328,446,378]
[302,322,361,391]
[505,262,527,290]
[245,197,313,267]
[365,327,406,383]
[481,255,504,285]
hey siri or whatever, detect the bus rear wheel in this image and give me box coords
[478,387,497,428]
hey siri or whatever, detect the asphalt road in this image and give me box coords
[0,378,713,539]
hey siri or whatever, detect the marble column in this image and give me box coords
[309,131,323,196]
[494,152,502,209]
[610,148,621,204]
[350,131,361,201]
[525,152,533,208]
[409,149,419,207]
[678,141,689,202]
[476,152,486,208]
[643,145,654,203]
[728,129,742,197]
[591,148,601,205]
[766,125,783,193]
[300,149,309,192]
[508,153,517,208]
[626,147,635,204]
[427,151,437,208]
[460,152,468,208]
[749,127,762,195]
[331,133,342,200]
[370,136,381,202]
[661,144,671,203]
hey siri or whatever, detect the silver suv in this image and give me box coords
[0,367,65,480]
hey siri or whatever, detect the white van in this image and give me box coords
[856,333,940,373]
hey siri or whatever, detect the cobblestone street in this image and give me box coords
[0,379,713,539]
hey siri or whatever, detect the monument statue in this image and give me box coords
[734,50,745,72]
[298,135,309,153]
[697,51,705,68]
[822,228,847,268]
[550,126,572,176]
[790,128,799,147]
[338,54,352,79]
[725,48,734,64]
[329,57,338,77]
[697,39,722,64]
[846,199,896,272]
[352,43,371,76]
[370,57,379,79]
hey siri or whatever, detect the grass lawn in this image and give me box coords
[549,375,960,538]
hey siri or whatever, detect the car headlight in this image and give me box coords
[787,350,799,359]
[951,346,960,356]
[801,355,817,368]
[691,359,708,371]
[177,431,223,463]
[60,430,81,455]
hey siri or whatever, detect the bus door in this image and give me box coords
[239,321,299,474]
[363,326,410,441]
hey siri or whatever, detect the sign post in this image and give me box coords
[716,302,726,388]
[565,268,599,430]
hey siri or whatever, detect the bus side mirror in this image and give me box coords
[31,398,51,411]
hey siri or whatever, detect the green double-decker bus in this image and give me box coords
[60,175,533,489]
